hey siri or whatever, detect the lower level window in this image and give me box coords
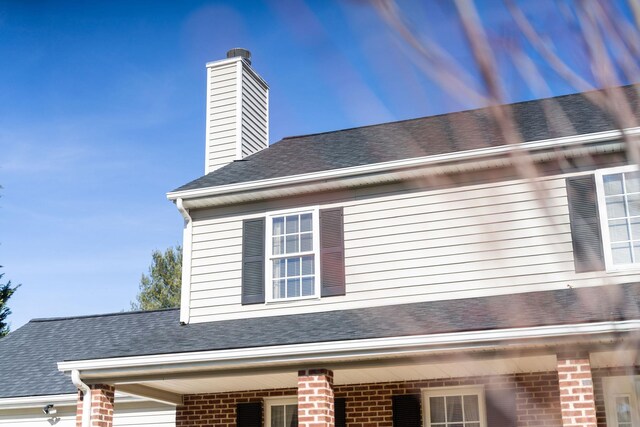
[424,387,485,427]
[267,398,298,427]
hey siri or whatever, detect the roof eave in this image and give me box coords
[167,128,633,210]
[57,320,640,382]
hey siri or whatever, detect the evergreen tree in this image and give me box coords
[0,268,19,337]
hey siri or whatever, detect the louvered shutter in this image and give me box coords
[485,389,516,427]
[320,208,346,297]
[566,175,605,272]
[237,401,263,427]
[242,218,265,304]
[392,394,422,427]
[335,397,346,427]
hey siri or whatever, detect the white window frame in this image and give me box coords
[265,397,298,427]
[265,206,321,302]
[603,376,640,427]
[422,386,487,427]
[595,165,640,271]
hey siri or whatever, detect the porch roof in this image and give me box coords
[2,283,640,398]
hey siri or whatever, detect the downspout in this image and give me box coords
[71,370,91,427]
[176,198,193,325]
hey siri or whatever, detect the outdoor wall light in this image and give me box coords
[42,404,57,416]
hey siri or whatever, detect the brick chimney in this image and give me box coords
[204,48,269,174]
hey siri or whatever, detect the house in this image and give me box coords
[2,48,640,427]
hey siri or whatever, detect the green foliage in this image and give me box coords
[131,246,182,311]
[0,269,19,338]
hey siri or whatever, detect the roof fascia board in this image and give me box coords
[167,128,637,203]
[58,320,640,379]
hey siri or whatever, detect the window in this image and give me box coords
[423,387,486,427]
[241,207,345,305]
[266,398,298,427]
[266,208,320,301]
[603,376,640,427]
[596,166,640,269]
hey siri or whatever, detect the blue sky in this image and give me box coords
[0,0,636,330]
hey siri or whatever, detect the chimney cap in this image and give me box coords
[226,48,251,65]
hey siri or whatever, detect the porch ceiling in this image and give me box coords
[124,354,556,395]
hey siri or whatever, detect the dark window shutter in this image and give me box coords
[566,175,605,272]
[242,218,265,304]
[335,397,346,427]
[485,389,516,427]
[392,394,422,427]
[237,401,263,427]
[320,208,346,297]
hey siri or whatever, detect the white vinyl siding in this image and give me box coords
[0,401,175,427]
[206,62,239,173]
[186,174,640,324]
[241,72,268,158]
[205,59,268,174]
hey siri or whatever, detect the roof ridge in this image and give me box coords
[29,307,179,323]
[279,83,632,141]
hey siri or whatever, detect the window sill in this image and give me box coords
[265,295,321,305]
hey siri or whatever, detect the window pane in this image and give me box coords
[301,256,314,275]
[467,424,480,427]
[302,277,314,296]
[287,258,300,276]
[463,395,479,422]
[604,174,624,195]
[273,217,285,236]
[629,193,640,217]
[430,397,446,423]
[616,396,632,423]
[626,171,640,193]
[634,244,640,264]
[285,404,297,427]
[300,213,313,232]
[286,235,299,253]
[446,396,463,422]
[287,278,300,297]
[273,280,285,299]
[273,236,284,255]
[607,196,627,218]
[273,259,285,278]
[612,242,633,264]
[300,232,313,252]
[271,406,284,427]
[609,219,630,242]
[631,218,640,240]
[286,215,299,234]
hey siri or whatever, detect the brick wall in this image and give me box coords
[176,372,561,427]
[298,369,334,427]
[76,384,115,427]
[177,388,296,427]
[557,358,597,427]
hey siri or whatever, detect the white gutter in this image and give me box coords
[176,198,192,324]
[58,320,640,378]
[167,128,638,203]
[72,370,91,427]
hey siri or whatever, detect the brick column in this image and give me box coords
[76,384,115,427]
[557,355,597,427]
[298,369,334,427]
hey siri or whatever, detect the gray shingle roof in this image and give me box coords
[2,283,640,398]
[173,85,640,192]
